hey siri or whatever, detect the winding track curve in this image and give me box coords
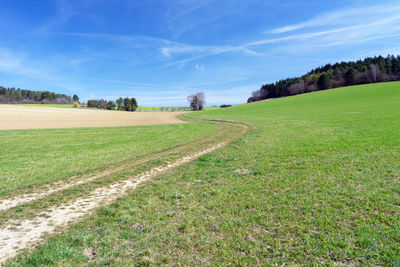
[0,118,250,265]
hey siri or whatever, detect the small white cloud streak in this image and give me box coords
[164,0,222,38]
[269,24,305,34]
[194,64,204,71]
[160,44,260,68]
[166,0,213,24]
[30,0,99,35]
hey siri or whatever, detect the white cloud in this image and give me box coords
[161,47,171,57]
[194,64,204,71]
[269,24,305,34]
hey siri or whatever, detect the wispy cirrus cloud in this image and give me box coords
[51,31,260,67]
[248,16,400,47]
[152,1,400,68]
[163,0,218,38]
[31,0,99,35]
[0,47,58,80]
[267,2,400,34]
[160,42,260,67]
[48,1,400,70]
[166,0,214,24]
[162,13,400,67]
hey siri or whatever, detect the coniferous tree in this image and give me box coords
[345,68,356,85]
[123,97,131,111]
[317,74,331,90]
[0,86,72,104]
[130,97,138,111]
[72,94,80,103]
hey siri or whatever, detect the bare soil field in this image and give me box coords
[0,105,186,130]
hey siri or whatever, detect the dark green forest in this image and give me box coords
[0,86,73,104]
[248,55,400,102]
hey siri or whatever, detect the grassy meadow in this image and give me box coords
[5,82,400,265]
[136,106,192,112]
[0,122,217,196]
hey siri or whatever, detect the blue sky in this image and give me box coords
[0,0,400,106]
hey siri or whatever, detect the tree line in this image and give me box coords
[87,97,138,111]
[0,86,76,104]
[248,55,400,103]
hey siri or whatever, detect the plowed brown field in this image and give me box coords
[0,105,187,130]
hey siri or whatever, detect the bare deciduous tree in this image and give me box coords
[364,64,382,83]
[299,79,306,94]
[370,64,378,83]
[251,89,262,100]
[187,92,206,110]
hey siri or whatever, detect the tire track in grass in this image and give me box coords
[0,120,229,212]
[0,121,249,265]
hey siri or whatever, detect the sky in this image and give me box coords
[0,0,400,106]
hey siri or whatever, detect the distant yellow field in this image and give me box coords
[0,105,187,130]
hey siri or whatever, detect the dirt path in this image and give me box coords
[0,120,249,265]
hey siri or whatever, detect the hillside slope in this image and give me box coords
[249,55,400,102]
[190,81,400,264]
[7,82,400,266]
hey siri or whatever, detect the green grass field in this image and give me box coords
[4,82,400,265]
[137,106,219,111]
[137,106,192,112]
[0,123,218,196]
